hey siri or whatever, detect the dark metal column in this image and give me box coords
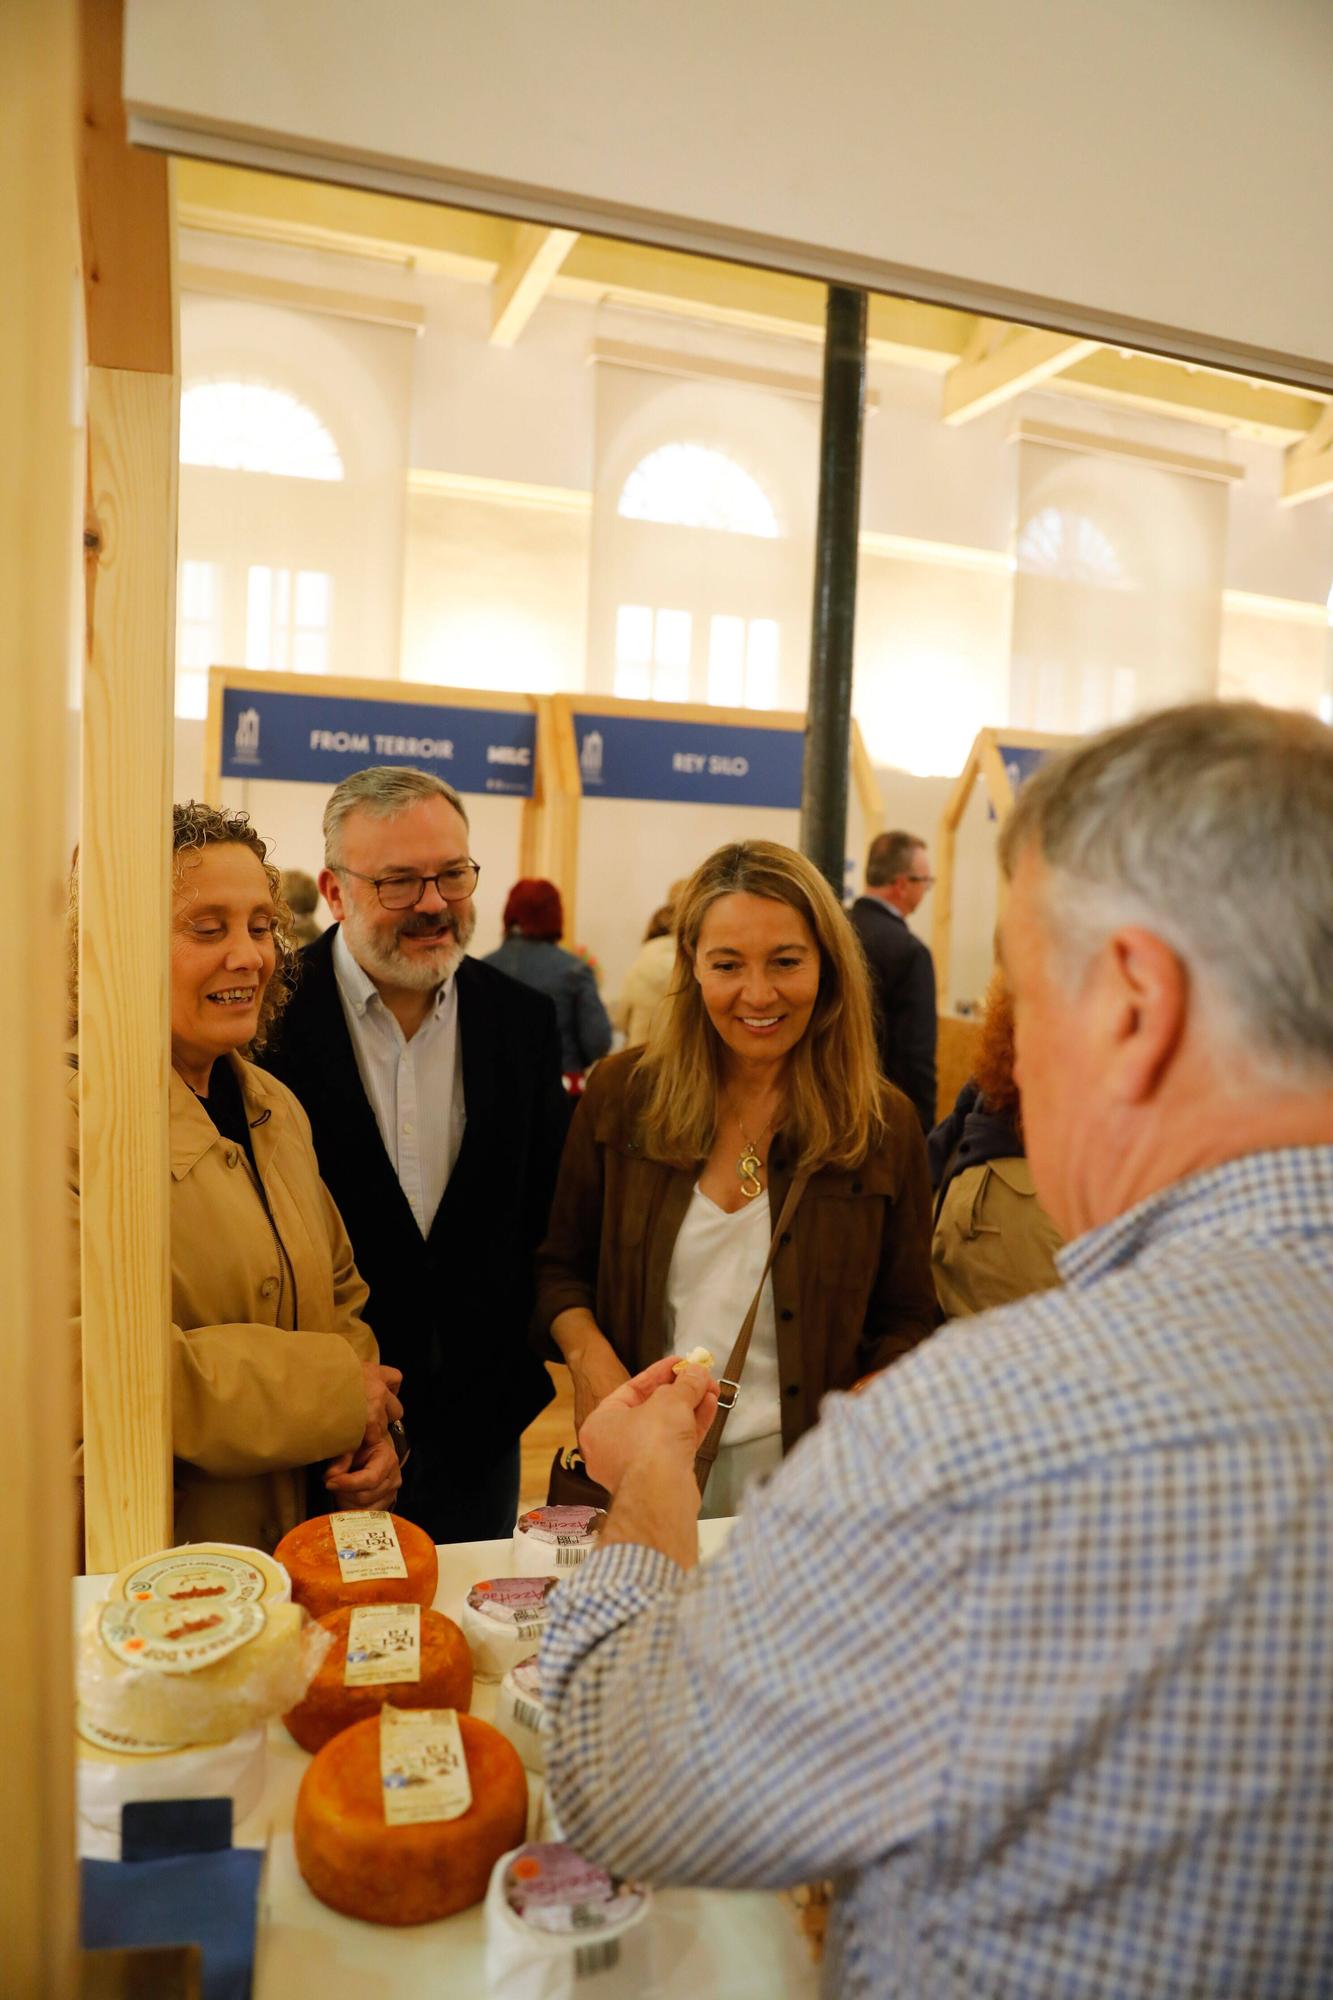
[800,284,867,893]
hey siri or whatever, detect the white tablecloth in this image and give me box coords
[75,1521,820,1998]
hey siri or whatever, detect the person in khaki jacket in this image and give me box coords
[927,974,1062,1318]
[70,802,404,1554]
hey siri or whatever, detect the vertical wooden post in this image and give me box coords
[0,3,81,1991]
[78,0,178,1569]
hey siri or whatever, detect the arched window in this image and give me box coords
[1016,506,1123,585]
[617,443,779,538]
[180,380,344,481]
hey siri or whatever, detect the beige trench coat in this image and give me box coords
[70,1051,376,1553]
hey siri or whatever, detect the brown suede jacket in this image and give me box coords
[534,1048,938,1452]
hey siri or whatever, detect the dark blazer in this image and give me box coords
[258,927,566,1517]
[848,896,938,1134]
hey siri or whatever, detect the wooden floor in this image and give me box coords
[518,1363,576,1513]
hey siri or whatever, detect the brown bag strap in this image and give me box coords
[693,1172,810,1497]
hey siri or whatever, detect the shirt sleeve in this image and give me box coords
[572,964,614,1069]
[540,1379,961,1890]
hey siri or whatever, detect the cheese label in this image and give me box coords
[504,1843,646,1936]
[120,1550,268,1607]
[379,1705,472,1825]
[330,1511,407,1583]
[344,1603,421,1688]
[97,1597,264,1675]
[512,1656,543,1701]
[467,1577,556,1641]
[515,1506,603,1545]
[75,1709,182,1758]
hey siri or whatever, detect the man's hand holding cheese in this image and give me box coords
[580,1357,719,1573]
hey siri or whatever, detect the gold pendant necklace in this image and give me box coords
[737,1123,767,1200]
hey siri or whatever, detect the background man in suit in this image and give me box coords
[849,829,938,1133]
[261,766,567,1543]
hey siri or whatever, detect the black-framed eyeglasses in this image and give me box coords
[336,862,481,910]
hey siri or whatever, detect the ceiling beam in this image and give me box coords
[1281,404,1333,506]
[1056,349,1323,444]
[942,319,1098,425]
[490,222,579,346]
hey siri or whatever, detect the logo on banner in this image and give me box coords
[580,729,604,786]
[233,708,261,766]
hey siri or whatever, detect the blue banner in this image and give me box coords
[573,713,804,807]
[995,743,1050,794]
[220,687,536,796]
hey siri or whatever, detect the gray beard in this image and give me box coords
[341,905,475,992]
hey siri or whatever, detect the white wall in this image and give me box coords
[127,0,1333,387]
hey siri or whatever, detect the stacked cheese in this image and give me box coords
[494,1655,547,1775]
[283,1603,473,1753]
[274,1511,438,1620]
[511,1506,604,1576]
[295,1710,527,1925]
[461,1577,559,1681]
[76,1711,267,1860]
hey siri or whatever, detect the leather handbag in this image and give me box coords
[545,1171,809,1511]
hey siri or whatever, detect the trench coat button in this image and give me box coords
[784,1383,800,1399]
[259,1276,279,1300]
[224,1147,239,1168]
[851,1179,863,1195]
[779,1308,794,1322]
[780,1231,792,1245]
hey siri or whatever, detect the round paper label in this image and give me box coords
[120,1550,268,1606]
[505,1843,646,1936]
[98,1597,265,1675]
[515,1506,603,1545]
[467,1578,557,1627]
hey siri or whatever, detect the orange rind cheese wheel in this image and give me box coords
[274,1514,438,1622]
[283,1606,473,1754]
[294,1712,527,1925]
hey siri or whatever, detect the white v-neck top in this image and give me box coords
[664,1184,782,1448]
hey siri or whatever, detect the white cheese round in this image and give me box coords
[511,1507,605,1577]
[484,1842,654,2000]
[109,1543,291,1607]
[75,1713,267,1859]
[460,1577,559,1681]
[495,1655,547,1774]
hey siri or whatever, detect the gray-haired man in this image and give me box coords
[540,703,1333,1995]
[261,766,568,1543]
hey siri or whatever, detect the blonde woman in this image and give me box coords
[535,840,937,1516]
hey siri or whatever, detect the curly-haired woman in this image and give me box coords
[69,803,403,1552]
[535,840,937,1517]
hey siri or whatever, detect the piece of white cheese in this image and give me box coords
[484,1842,655,1999]
[109,1542,290,1608]
[511,1507,604,1577]
[77,1596,328,1747]
[494,1655,547,1775]
[460,1578,559,1682]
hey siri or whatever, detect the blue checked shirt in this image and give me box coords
[542,1148,1333,1997]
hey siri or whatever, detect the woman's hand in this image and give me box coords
[324,1433,402,1511]
[579,1357,719,1496]
[551,1310,632,1434]
[361,1360,404,1444]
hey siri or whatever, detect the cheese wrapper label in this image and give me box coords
[76,1709,182,1758]
[330,1511,407,1583]
[514,1506,602,1546]
[379,1705,472,1825]
[97,1598,264,1676]
[119,1550,270,1607]
[503,1842,648,1936]
[343,1603,422,1688]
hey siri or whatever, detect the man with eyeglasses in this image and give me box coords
[849,828,938,1134]
[260,765,566,1542]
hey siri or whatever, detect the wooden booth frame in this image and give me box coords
[932,725,1077,1003]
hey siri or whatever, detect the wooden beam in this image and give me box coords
[490,222,579,345]
[1058,349,1323,444]
[942,318,1098,425]
[178,261,425,333]
[1,1,80,1990]
[1281,404,1333,506]
[79,0,176,1570]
